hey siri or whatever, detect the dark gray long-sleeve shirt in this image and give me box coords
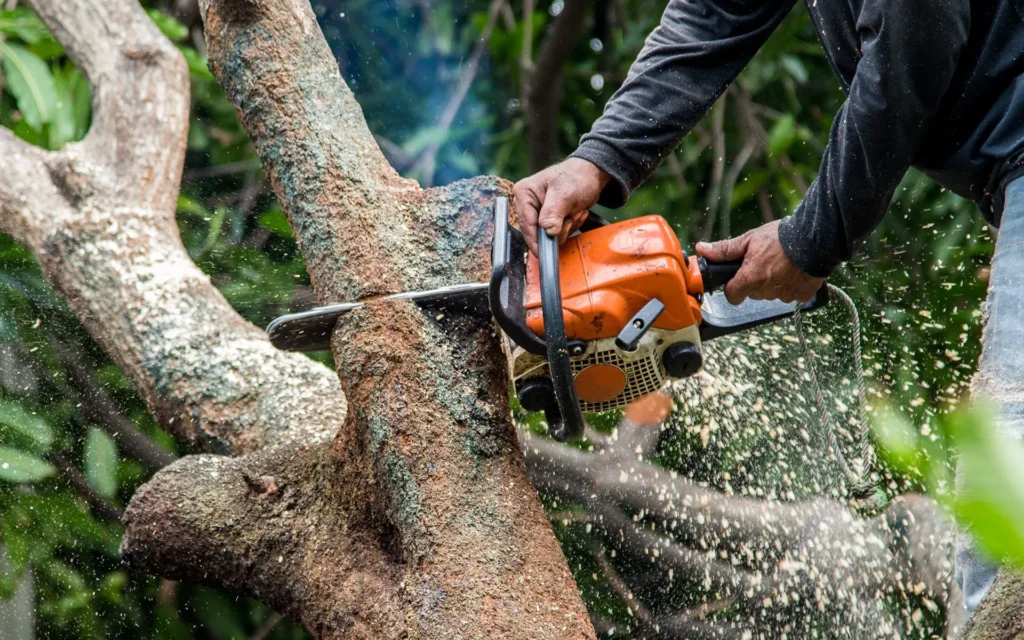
[572,0,1024,277]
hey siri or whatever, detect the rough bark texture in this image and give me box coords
[961,570,1024,640]
[0,0,346,455]
[189,0,593,636]
[2,0,592,637]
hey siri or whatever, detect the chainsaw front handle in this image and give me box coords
[537,228,587,442]
[696,257,743,294]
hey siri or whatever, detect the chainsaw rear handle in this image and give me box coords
[697,257,743,295]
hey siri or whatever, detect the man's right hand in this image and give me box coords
[513,158,611,255]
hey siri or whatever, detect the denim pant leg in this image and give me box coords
[956,176,1024,613]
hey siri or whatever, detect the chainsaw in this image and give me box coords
[266,196,828,441]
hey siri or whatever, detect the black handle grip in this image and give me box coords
[538,230,585,442]
[697,257,743,294]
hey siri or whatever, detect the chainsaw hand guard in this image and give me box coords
[536,230,587,442]
[489,197,546,356]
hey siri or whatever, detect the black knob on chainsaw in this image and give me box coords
[517,377,556,412]
[663,343,703,379]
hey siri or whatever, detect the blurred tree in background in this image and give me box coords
[0,0,996,638]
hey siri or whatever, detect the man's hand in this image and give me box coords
[696,220,824,305]
[513,158,611,255]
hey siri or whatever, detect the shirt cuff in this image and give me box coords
[570,139,635,209]
[778,216,842,278]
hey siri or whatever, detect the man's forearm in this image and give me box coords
[572,0,795,208]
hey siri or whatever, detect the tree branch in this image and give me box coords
[521,428,962,631]
[46,452,125,522]
[961,569,1024,639]
[0,0,350,456]
[51,339,177,471]
[526,0,594,172]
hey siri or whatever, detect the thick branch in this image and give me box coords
[121,444,412,638]
[961,569,1024,639]
[29,0,190,214]
[198,0,595,637]
[0,128,64,250]
[0,0,347,455]
[523,430,961,626]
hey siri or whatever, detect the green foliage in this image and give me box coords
[0,447,53,483]
[876,402,1024,570]
[1,42,58,131]
[84,429,118,499]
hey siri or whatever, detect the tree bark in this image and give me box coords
[0,0,593,637]
[961,570,1024,639]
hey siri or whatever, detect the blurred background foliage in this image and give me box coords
[0,0,1000,638]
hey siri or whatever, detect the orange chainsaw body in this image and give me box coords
[523,215,705,341]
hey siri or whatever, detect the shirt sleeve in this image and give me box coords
[778,0,971,277]
[570,0,796,208]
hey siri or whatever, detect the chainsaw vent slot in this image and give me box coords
[572,346,666,412]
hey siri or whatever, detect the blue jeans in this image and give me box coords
[955,176,1024,613]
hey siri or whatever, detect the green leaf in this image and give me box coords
[84,429,118,498]
[780,55,809,84]
[0,8,50,44]
[1,42,58,130]
[0,400,53,452]
[0,447,54,483]
[49,65,90,149]
[873,405,920,475]
[146,9,189,42]
[49,68,75,149]
[154,603,193,640]
[767,114,797,157]
[402,126,449,156]
[177,193,209,217]
[949,403,1024,569]
[2,517,31,577]
[257,209,293,238]
[203,207,228,253]
[180,46,214,80]
[195,586,248,640]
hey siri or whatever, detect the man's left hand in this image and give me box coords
[695,220,824,305]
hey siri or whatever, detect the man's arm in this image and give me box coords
[515,0,795,253]
[573,0,797,208]
[776,0,971,277]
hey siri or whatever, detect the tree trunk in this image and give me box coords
[0,0,594,637]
